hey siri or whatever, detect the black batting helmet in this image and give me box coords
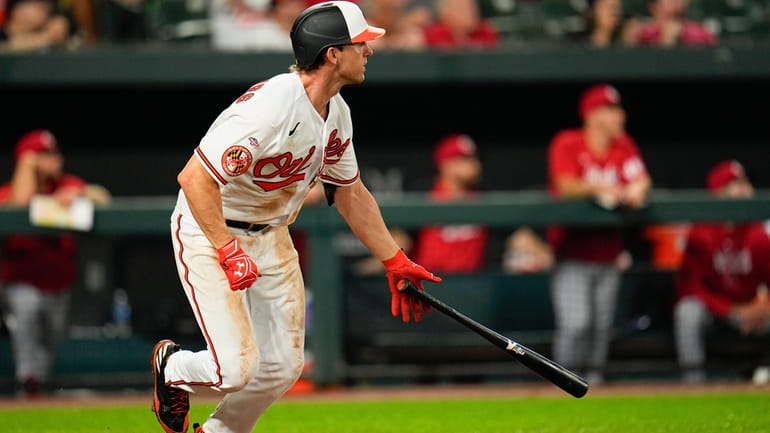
[290,1,385,69]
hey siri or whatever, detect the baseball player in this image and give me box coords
[674,160,770,383]
[547,84,651,385]
[151,2,441,433]
[0,130,86,397]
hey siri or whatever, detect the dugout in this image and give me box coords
[1,44,770,390]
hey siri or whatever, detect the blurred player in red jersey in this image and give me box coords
[412,134,488,274]
[674,160,770,384]
[547,84,651,385]
[0,130,86,397]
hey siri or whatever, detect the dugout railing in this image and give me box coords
[1,190,770,388]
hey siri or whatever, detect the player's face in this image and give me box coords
[444,156,482,188]
[336,42,373,84]
[36,150,63,179]
[594,105,626,137]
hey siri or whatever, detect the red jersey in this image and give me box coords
[676,223,770,318]
[423,21,499,49]
[547,128,648,263]
[412,182,488,273]
[0,174,86,292]
[636,21,717,46]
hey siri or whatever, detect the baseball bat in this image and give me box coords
[398,280,589,398]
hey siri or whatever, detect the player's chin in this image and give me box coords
[349,72,366,84]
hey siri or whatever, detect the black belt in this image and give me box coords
[225,219,269,232]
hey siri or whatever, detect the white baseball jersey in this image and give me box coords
[174,71,360,225]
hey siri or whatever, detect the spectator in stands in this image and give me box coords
[411,134,489,273]
[423,0,499,50]
[0,130,108,397]
[674,160,770,384]
[211,0,306,51]
[211,0,307,52]
[547,84,651,385]
[362,0,429,50]
[632,0,717,47]
[0,0,75,52]
[574,0,641,48]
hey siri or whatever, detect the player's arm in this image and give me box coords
[333,179,441,322]
[621,175,651,209]
[554,176,612,199]
[333,179,399,261]
[7,152,39,206]
[548,135,622,204]
[177,155,259,291]
[177,156,233,249]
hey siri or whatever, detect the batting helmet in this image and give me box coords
[290,1,385,69]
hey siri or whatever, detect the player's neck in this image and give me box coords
[300,70,343,120]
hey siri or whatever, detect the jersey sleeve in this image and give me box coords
[320,102,360,186]
[196,114,271,185]
[320,139,359,186]
[195,89,281,185]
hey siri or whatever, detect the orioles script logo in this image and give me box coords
[253,146,316,191]
[324,129,350,165]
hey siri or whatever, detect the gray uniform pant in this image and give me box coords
[675,295,770,371]
[550,260,620,379]
[2,282,70,382]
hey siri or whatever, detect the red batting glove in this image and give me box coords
[382,250,442,323]
[217,238,260,291]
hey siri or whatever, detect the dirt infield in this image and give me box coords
[0,380,766,409]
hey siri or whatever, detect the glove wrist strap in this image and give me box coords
[382,249,408,269]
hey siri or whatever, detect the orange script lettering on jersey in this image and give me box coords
[324,129,350,165]
[252,146,316,191]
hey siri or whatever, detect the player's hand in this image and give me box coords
[382,249,441,323]
[733,301,770,335]
[217,238,260,291]
[591,184,624,210]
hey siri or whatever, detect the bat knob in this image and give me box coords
[397,279,409,291]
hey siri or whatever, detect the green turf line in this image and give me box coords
[2,393,768,433]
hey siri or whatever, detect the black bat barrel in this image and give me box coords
[400,281,589,398]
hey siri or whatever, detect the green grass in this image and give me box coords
[2,392,769,433]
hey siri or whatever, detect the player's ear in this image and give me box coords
[326,46,342,65]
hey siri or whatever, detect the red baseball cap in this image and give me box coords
[707,159,746,193]
[433,134,477,168]
[579,84,621,119]
[14,129,58,161]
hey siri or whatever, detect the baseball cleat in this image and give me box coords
[192,422,205,433]
[152,339,190,433]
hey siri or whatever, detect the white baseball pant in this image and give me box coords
[166,211,305,433]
